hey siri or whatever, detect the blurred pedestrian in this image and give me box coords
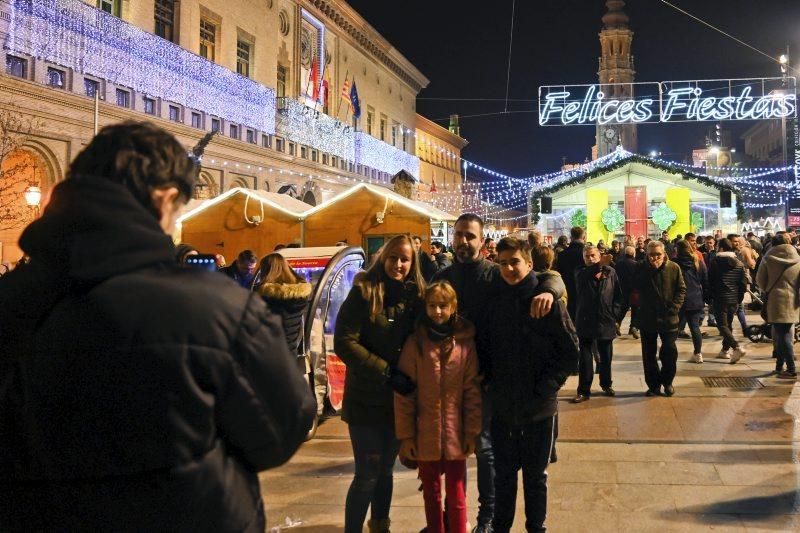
[414,234,439,282]
[255,253,313,358]
[709,238,748,364]
[615,245,640,338]
[756,233,800,379]
[675,240,708,363]
[335,234,424,533]
[0,122,314,531]
[395,281,481,533]
[555,226,586,320]
[635,241,686,396]
[572,246,623,403]
[221,249,260,289]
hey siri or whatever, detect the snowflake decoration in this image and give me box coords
[652,203,677,231]
[601,205,625,233]
[691,211,704,230]
[571,209,587,229]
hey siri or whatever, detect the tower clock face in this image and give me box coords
[604,127,617,141]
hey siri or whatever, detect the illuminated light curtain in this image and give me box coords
[625,186,647,237]
[586,188,609,245]
[665,187,691,238]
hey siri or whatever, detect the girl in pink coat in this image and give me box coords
[395,281,482,533]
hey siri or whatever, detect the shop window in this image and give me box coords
[116,88,130,108]
[154,0,176,42]
[5,55,26,78]
[199,19,216,61]
[143,97,156,115]
[46,67,65,89]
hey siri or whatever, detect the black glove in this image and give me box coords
[385,365,416,395]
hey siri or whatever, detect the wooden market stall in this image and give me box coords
[302,183,457,257]
[176,188,309,259]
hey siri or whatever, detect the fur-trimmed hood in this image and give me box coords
[258,281,312,301]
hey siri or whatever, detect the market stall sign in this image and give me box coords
[652,203,678,231]
[601,205,625,232]
[538,77,797,126]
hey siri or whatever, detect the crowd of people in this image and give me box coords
[3,121,800,532]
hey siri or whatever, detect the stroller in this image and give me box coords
[744,289,800,343]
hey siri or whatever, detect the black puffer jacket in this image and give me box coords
[259,281,312,355]
[0,176,315,532]
[709,252,747,305]
[334,275,422,427]
[478,273,579,425]
[574,264,623,339]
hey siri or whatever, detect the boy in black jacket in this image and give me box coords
[477,237,579,533]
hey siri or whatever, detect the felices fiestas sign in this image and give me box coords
[538,77,797,126]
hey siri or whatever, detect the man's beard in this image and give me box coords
[456,244,478,263]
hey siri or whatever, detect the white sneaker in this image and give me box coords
[730,347,747,364]
[691,353,704,364]
[716,349,731,360]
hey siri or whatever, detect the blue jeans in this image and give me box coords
[476,391,495,526]
[344,425,399,533]
[773,323,796,373]
[492,416,555,533]
[681,309,704,354]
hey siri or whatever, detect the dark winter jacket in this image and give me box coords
[432,256,565,327]
[574,264,624,339]
[419,251,439,282]
[555,241,585,318]
[0,176,315,532]
[709,252,747,305]
[334,275,421,426]
[633,258,686,332]
[675,254,708,312]
[221,263,261,289]
[614,254,639,297]
[433,252,452,271]
[477,273,579,426]
[259,281,313,355]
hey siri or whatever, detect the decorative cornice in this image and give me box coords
[415,113,468,150]
[302,0,429,93]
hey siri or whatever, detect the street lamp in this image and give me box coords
[23,185,41,208]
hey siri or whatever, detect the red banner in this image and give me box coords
[625,186,648,238]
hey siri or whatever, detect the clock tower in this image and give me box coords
[596,0,638,157]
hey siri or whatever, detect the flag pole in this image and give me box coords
[336,70,349,121]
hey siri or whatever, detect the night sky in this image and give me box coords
[347,0,800,178]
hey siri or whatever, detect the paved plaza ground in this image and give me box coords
[260,313,800,532]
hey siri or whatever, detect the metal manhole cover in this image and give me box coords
[702,376,764,389]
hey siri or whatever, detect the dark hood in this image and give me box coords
[20,175,175,283]
[674,254,697,270]
[0,175,176,361]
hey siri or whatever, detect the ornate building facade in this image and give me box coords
[595,0,638,157]
[0,0,438,261]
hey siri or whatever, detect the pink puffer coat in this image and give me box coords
[394,319,482,461]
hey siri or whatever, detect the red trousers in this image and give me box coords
[418,458,467,533]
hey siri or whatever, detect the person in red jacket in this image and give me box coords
[395,281,482,533]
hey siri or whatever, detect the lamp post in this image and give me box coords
[24,166,42,217]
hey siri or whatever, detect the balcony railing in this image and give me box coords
[5,0,276,133]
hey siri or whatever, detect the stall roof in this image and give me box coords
[303,182,458,222]
[176,187,311,224]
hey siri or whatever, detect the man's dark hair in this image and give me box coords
[557,235,569,246]
[684,232,695,240]
[727,233,740,240]
[773,233,792,246]
[455,213,484,230]
[411,235,423,243]
[717,238,733,252]
[67,122,198,210]
[431,241,443,251]
[237,250,258,264]
[570,226,585,241]
[496,236,532,261]
[274,244,286,251]
[483,237,494,246]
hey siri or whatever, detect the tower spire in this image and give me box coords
[603,0,629,29]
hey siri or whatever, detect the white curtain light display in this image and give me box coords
[6,0,276,133]
[355,132,420,178]
[277,98,354,161]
